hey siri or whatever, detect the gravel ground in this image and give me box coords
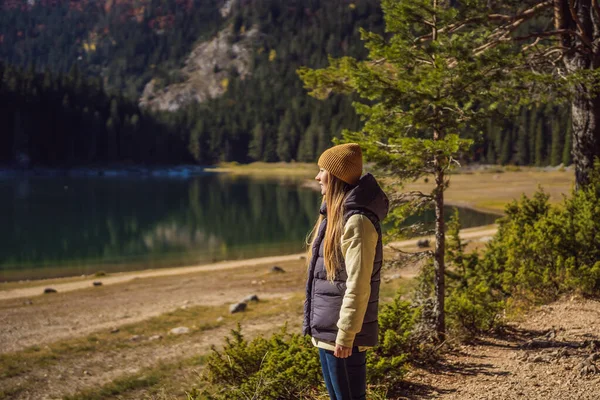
[403,297,600,399]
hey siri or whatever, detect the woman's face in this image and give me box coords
[315,168,330,195]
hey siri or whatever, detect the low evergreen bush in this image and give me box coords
[197,325,323,400]
[443,163,600,336]
[478,163,600,302]
[447,161,600,328]
[197,296,419,398]
[367,294,417,386]
[444,210,505,336]
[445,281,504,335]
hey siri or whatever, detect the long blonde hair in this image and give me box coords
[306,173,349,281]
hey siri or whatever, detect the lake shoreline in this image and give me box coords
[0,224,498,298]
[0,224,490,400]
[0,162,318,179]
[0,250,416,398]
[0,165,216,178]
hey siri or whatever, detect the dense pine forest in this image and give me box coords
[0,0,573,167]
[0,63,194,165]
[0,0,222,97]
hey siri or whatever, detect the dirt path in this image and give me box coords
[404,297,600,399]
[388,225,498,250]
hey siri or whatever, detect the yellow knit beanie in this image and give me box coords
[318,143,363,185]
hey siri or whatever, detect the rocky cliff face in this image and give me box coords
[139,23,257,112]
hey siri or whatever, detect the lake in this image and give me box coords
[0,173,499,282]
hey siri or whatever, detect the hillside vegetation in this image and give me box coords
[0,0,575,166]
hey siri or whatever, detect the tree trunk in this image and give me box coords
[570,87,600,188]
[433,164,446,341]
[431,0,445,342]
[556,0,600,188]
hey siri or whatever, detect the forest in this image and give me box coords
[0,0,573,167]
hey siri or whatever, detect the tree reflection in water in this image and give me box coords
[0,174,320,281]
[0,174,498,281]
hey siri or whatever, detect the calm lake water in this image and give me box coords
[0,174,499,282]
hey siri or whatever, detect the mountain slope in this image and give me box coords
[139,23,259,111]
[0,0,223,97]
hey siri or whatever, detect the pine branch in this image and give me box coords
[522,36,543,52]
[592,0,600,22]
[512,28,582,42]
[414,1,553,43]
[474,28,591,57]
[388,245,433,259]
[416,57,435,66]
[470,1,556,55]
[567,0,594,49]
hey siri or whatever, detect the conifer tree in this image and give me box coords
[299,0,523,339]
[276,111,295,162]
[550,116,564,166]
[534,118,546,167]
[499,127,513,165]
[248,123,265,161]
[528,110,538,166]
[188,119,203,162]
[262,124,278,162]
[486,143,497,164]
[516,110,530,165]
[445,0,600,186]
[296,123,318,163]
[563,125,573,166]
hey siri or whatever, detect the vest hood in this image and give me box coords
[345,173,389,221]
[319,173,389,222]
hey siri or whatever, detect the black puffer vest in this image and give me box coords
[302,173,389,347]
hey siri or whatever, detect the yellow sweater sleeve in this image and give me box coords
[335,214,378,347]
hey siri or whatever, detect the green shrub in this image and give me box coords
[444,209,505,336]
[477,161,600,302]
[557,173,600,294]
[197,294,419,398]
[446,282,504,335]
[197,325,323,400]
[367,294,417,387]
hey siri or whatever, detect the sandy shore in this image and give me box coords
[0,253,305,301]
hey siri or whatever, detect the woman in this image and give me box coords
[303,143,389,400]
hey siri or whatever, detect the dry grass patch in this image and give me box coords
[210,162,316,178]
[403,168,574,213]
[0,292,304,381]
[57,278,414,400]
[57,295,306,400]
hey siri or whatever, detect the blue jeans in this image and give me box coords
[318,347,367,400]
